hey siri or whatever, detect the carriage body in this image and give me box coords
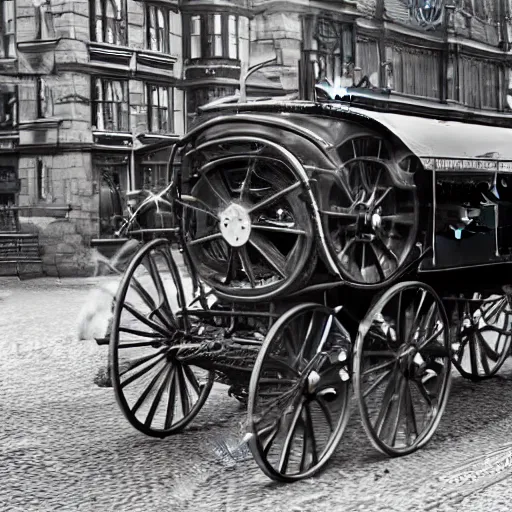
[98,90,512,483]
[179,95,512,297]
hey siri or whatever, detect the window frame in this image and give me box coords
[146,3,172,54]
[92,77,130,132]
[90,0,127,46]
[0,0,15,59]
[186,13,240,60]
[146,83,173,134]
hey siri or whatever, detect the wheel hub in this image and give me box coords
[219,203,251,247]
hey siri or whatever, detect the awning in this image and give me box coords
[350,107,512,167]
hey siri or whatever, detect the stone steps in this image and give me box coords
[0,232,43,277]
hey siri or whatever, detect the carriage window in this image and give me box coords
[92,78,129,132]
[92,0,126,46]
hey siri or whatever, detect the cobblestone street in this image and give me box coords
[4,276,512,511]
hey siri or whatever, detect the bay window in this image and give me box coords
[92,0,127,46]
[186,13,239,60]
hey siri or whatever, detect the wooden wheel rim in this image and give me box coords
[110,238,214,438]
[353,281,452,457]
[247,303,352,482]
[451,293,512,380]
[181,151,315,301]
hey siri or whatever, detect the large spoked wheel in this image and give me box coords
[181,146,315,301]
[110,238,214,438]
[450,291,512,381]
[247,303,352,481]
[326,136,419,285]
[353,282,451,457]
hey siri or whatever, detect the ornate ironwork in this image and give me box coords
[409,0,444,29]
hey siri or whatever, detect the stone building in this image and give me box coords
[0,0,511,276]
[0,0,184,275]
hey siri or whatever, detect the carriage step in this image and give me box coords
[95,337,110,346]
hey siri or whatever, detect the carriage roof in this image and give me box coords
[195,93,512,171]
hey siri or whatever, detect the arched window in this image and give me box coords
[92,0,126,45]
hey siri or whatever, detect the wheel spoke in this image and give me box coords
[374,367,399,437]
[123,302,171,338]
[252,224,306,236]
[362,359,396,377]
[240,159,256,202]
[181,364,203,396]
[200,171,230,206]
[238,246,256,287]
[177,364,191,417]
[249,232,287,279]
[404,381,418,444]
[314,396,334,432]
[369,243,387,280]
[300,404,319,471]
[121,353,168,389]
[129,275,176,332]
[387,376,405,447]
[164,368,177,429]
[131,362,170,415]
[188,232,223,246]
[248,182,301,214]
[476,330,500,362]
[374,187,393,208]
[175,197,219,222]
[145,365,175,428]
[277,398,304,474]
[120,349,168,377]
[257,417,282,456]
[118,327,166,340]
[469,333,479,375]
[363,369,392,398]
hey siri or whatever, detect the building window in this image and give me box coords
[0,0,15,58]
[92,78,129,132]
[187,14,239,60]
[309,18,354,88]
[409,0,444,28]
[0,85,16,129]
[147,84,172,133]
[190,15,201,59]
[36,77,51,119]
[92,0,127,46]
[36,158,48,201]
[208,14,222,57]
[146,4,173,53]
[228,15,238,59]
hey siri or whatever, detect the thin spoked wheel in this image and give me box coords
[326,136,419,285]
[110,238,214,438]
[450,291,512,381]
[353,281,451,457]
[247,303,352,481]
[180,143,315,301]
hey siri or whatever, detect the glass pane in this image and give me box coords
[191,15,201,35]
[191,35,201,58]
[214,14,222,35]
[214,35,222,56]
